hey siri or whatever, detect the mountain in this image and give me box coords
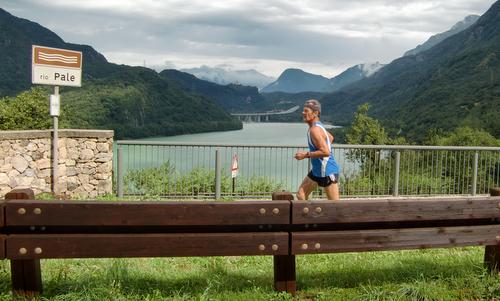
[320,3,500,141]
[404,15,480,56]
[0,8,241,138]
[159,69,271,113]
[330,62,385,91]
[180,66,275,90]
[261,68,332,93]
[261,63,384,94]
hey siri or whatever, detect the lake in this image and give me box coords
[139,122,337,145]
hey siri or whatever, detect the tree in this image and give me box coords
[346,103,389,145]
[0,87,65,130]
[430,126,500,147]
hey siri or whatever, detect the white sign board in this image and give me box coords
[32,45,82,87]
[231,154,239,178]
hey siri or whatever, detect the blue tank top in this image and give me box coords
[307,121,339,177]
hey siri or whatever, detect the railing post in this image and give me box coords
[485,187,500,272]
[215,149,221,200]
[471,152,478,196]
[393,151,400,197]
[272,191,296,296]
[117,146,124,198]
[5,189,43,298]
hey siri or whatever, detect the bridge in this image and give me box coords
[231,105,300,122]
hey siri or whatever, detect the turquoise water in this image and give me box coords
[138,122,332,145]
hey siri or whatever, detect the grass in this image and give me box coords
[0,247,499,300]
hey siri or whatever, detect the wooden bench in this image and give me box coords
[1,188,500,298]
[1,189,291,298]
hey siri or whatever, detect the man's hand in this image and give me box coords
[294,151,308,160]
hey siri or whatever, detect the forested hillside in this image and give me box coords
[320,1,500,141]
[0,8,241,138]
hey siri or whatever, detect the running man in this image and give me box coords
[294,99,340,200]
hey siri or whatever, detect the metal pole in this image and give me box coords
[117,146,124,198]
[51,86,59,195]
[215,149,221,199]
[393,151,400,197]
[472,151,478,196]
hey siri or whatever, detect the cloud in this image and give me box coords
[1,0,495,77]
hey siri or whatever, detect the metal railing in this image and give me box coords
[114,141,500,199]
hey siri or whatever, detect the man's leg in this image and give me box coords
[297,176,318,200]
[324,182,340,201]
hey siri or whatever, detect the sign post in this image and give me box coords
[231,154,239,194]
[32,45,82,195]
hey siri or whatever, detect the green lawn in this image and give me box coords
[0,247,499,300]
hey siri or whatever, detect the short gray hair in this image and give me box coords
[304,99,321,115]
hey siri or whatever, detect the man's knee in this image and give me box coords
[296,189,305,200]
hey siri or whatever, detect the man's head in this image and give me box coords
[303,99,321,121]
[302,99,321,124]
[304,99,321,116]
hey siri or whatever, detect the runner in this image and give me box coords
[294,99,340,200]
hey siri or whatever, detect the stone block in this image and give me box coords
[0,173,9,185]
[66,138,78,148]
[67,167,78,176]
[98,179,112,193]
[26,142,38,151]
[12,155,29,173]
[96,153,112,163]
[15,176,34,188]
[36,158,51,170]
[0,164,12,173]
[97,161,113,173]
[80,149,94,161]
[85,141,97,150]
[96,143,109,152]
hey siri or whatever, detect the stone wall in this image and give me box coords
[0,130,114,198]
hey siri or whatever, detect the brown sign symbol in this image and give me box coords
[33,46,82,68]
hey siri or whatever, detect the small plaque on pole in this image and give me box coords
[50,94,60,116]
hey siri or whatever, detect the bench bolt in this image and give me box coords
[258,244,266,251]
[259,208,266,215]
[315,243,321,249]
[303,207,309,214]
[315,207,322,213]
[496,236,500,243]
[17,208,26,215]
[272,244,279,251]
[34,247,42,254]
[272,208,280,214]
[301,243,308,250]
[19,248,27,255]
[33,208,42,215]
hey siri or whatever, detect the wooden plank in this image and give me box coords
[0,201,4,229]
[0,235,5,259]
[5,200,290,226]
[273,255,296,295]
[10,259,42,298]
[291,225,500,254]
[4,189,34,200]
[6,232,289,259]
[485,188,500,272]
[292,197,500,224]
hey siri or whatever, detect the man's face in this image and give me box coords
[302,107,317,122]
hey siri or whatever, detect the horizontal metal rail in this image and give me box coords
[114,142,500,199]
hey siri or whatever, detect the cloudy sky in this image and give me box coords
[1,0,496,77]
